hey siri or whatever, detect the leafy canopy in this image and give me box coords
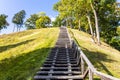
[0,14,9,31]
[25,14,39,29]
[36,16,51,28]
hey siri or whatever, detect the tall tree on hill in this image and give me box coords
[53,0,76,28]
[25,14,39,29]
[36,16,51,28]
[0,14,9,32]
[12,10,26,32]
[89,0,100,45]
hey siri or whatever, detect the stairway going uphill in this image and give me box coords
[34,27,83,80]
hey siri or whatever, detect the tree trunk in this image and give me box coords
[90,3,100,45]
[13,24,15,32]
[19,26,21,32]
[86,15,95,43]
[78,19,81,31]
[17,25,19,32]
[18,25,21,32]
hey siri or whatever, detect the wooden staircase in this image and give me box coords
[34,27,83,80]
[34,27,120,80]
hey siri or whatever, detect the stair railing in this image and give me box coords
[72,40,120,80]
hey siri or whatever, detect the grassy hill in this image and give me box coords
[0,28,59,80]
[69,28,120,78]
[0,27,120,79]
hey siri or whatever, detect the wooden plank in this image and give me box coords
[81,56,84,75]
[37,71,81,74]
[40,67,80,70]
[89,68,93,80]
[80,51,95,72]
[95,71,120,80]
[43,63,77,66]
[34,75,83,79]
[45,61,77,63]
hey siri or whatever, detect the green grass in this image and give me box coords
[0,28,59,80]
[69,28,120,79]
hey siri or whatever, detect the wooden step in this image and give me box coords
[36,71,81,75]
[40,67,80,70]
[34,75,83,80]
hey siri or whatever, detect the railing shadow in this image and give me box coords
[0,39,35,53]
[81,47,115,76]
[73,37,116,76]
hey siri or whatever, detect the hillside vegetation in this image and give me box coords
[69,29,120,78]
[0,28,59,80]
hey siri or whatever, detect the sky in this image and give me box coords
[0,0,58,34]
[0,0,120,34]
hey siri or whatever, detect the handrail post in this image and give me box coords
[89,68,93,80]
[81,56,84,75]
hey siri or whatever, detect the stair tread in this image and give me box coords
[34,75,83,79]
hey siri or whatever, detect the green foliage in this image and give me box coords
[0,28,59,80]
[53,1,61,11]
[25,14,39,29]
[12,10,26,31]
[0,14,9,31]
[110,36,120,50]
[52,16,62,27]
[54,0,119,46]
[53,0,76,27]
[36,16,51,28]
[98,0,118,40]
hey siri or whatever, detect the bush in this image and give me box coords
[110,36,120,50]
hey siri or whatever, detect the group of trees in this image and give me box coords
[25,12,51,30]
[0,11,51,33]
[53,0,120,46]
[0,10,26,33]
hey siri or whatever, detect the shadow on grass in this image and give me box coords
[73,37,116,79]
[81,47,116,76]
[0,47,53,80]
[0,39,35,53]
[81,47,117,80]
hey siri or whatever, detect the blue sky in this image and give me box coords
[0,0,120,34]
[0,0,58,34]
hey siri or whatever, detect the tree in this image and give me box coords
[53,0,76,28]
[52,16,62,27]
[36,16,51,28]
[12,10,26,32]
[89,0,100,44]
[53,0,118,45]
[0,14,9,32]
[25,14,39,29]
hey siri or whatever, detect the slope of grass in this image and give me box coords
[0,28,59,80]
[69,28,120,78]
